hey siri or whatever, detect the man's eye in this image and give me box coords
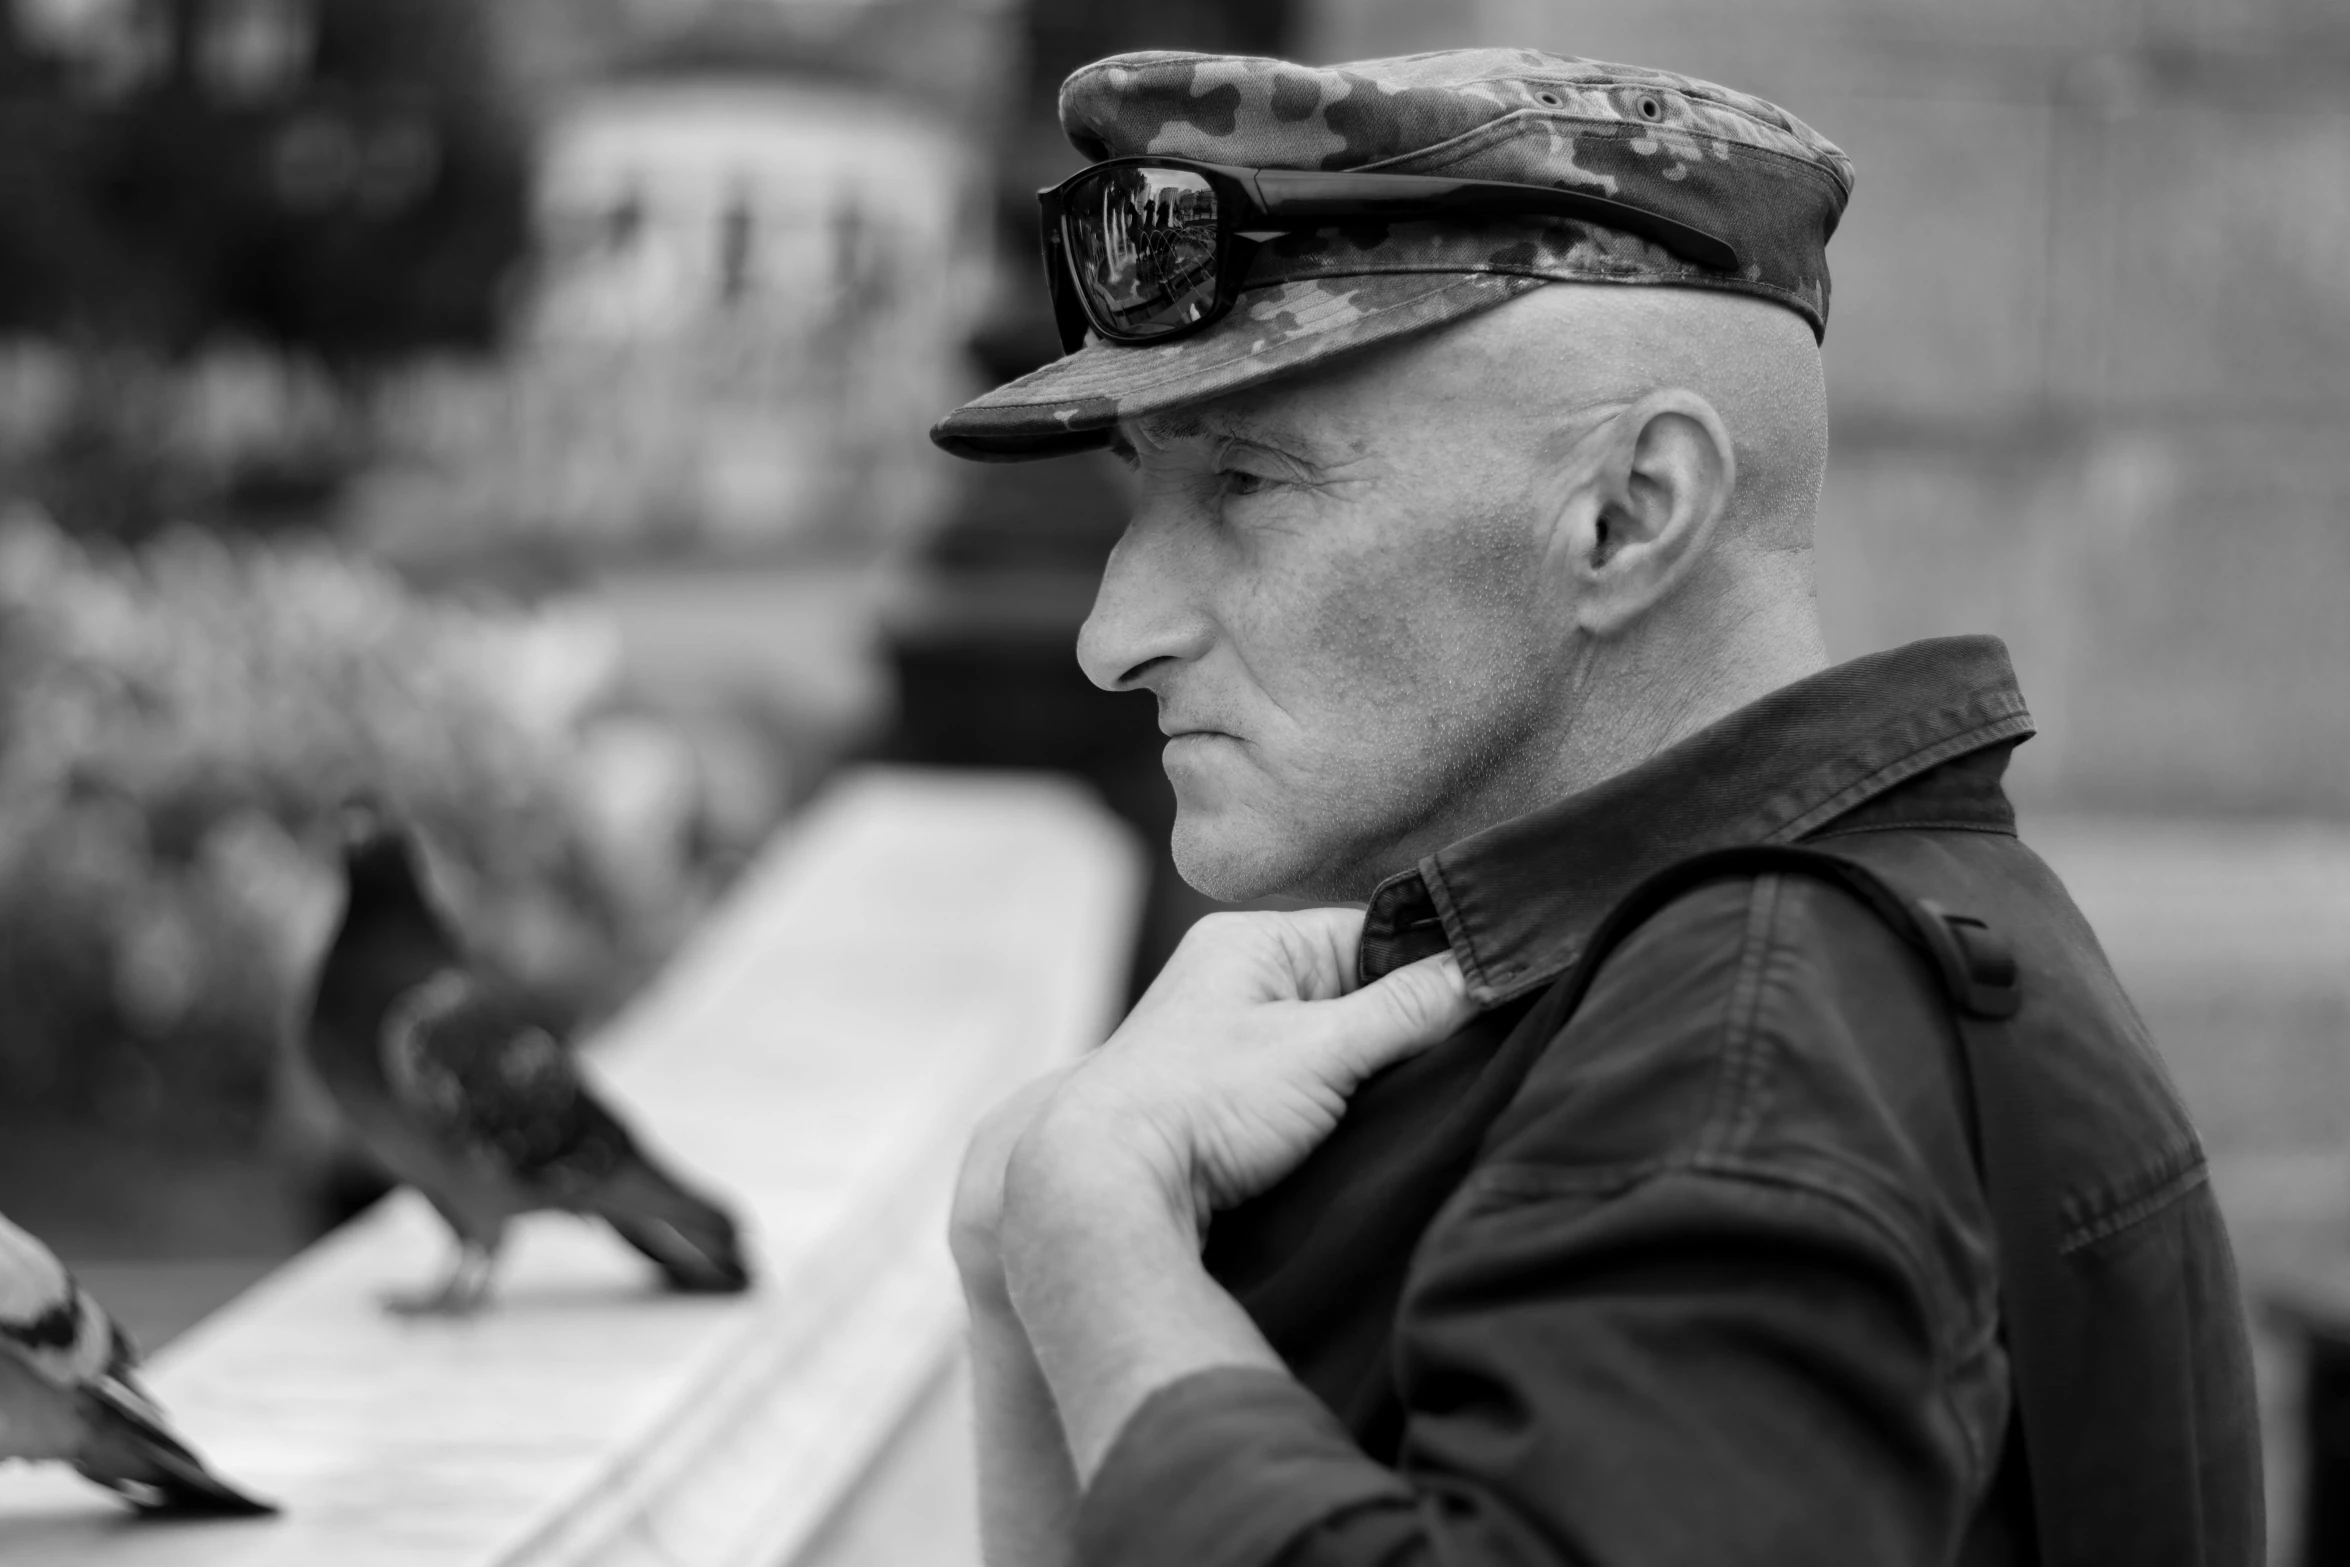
[1220,470,1268,497]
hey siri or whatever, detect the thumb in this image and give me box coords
[1319,951,1476,1076]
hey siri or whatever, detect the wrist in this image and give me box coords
[955,1253,1016,1319]
[1001,1091,1194,1253]
[996,1117,1283,1482]
[963,1288,1032,1351]
[948,1193,1023,1326]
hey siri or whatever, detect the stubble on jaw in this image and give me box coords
[1170,486,1572,907]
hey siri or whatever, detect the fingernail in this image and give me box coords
[1434,951,1465,992]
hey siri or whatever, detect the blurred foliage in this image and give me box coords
[0,0,528,540]
[0,338,364,541]
[0,504,764,1140]
[0,0,527,366]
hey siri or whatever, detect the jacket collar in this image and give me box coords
[1358,635,2036,1004]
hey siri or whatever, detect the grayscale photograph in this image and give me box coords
[0,1,2341,1564]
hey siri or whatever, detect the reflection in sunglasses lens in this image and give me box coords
[1067,167,1221,340]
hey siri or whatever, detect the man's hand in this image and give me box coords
[988,908,1474,1481]
[1012,908,1473,1234]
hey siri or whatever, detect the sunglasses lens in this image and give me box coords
[1064,166,1222,341]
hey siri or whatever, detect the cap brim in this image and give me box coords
[931,270,1546,462]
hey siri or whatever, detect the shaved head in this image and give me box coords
[1472,284,1831,553]
[1089,283,1833,901]
[1129,284,1828,548]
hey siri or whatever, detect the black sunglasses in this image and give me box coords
[1037,155,1741,355]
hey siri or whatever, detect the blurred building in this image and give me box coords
[354,80,979,562]
[529,78,976,541]
[350,0,1008,565]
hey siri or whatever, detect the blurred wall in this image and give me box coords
[1308,0,2350,819]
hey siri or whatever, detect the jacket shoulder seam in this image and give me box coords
[1700,874,1785,1156]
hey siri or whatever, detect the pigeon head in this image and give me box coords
[335,796,429,905]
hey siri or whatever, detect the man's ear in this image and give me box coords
[1551,389,1735,637]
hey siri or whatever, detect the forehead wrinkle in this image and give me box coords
[1209,396,1372,472]
[1226,407,1332,460]
[1131,401,1343,469]
[1130,408,1208,449]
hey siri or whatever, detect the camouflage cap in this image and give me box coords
[932,47,1852,462]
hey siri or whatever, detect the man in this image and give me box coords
[935,48,2262,1567]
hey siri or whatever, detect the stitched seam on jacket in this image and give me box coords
[2059,1148,2210,1255]
[1807,820,2018,840]
[1458,1156,1946,1326]
[1418,857,1498,1001]
[1455,1153,1986,1430]
[1730,888,1802,1152]
[1769,710,2036,843]
[1699,874,1782,1158]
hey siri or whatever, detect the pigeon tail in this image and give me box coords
[593,1157,752,1294]
[73,1381,277,1516]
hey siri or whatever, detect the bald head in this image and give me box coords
[1129,282,1827,546]
[1498,284,1829,552]
[1340,283,1831,553]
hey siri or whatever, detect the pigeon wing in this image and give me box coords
[0,1211,116,1393]
[0,1214,274,1510]
[381,971,635,1200]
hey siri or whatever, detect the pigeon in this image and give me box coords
[0,1210,274,1515]
[302,802,751,1315]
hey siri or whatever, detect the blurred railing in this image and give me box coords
[0,767,1145,1567]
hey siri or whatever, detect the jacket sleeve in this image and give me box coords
[1073,876,2006,1567]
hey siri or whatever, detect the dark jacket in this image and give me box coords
[1076,636,2263,1567]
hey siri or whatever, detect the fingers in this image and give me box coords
[1318,950,1475,1075]
[1155,908,1476,1068]
[1167,908,1368,1003]
[1275,906,1372,1000]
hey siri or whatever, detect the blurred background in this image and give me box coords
[0,0,2342,1554]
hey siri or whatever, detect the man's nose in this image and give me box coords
[1075,511,1214,693]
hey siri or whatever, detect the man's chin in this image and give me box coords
[1163,749,1377,903]
[1171,798,1383,903]
[1163,741,1278,898]
[1168,817,1298,903]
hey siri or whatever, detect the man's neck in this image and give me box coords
[1341,567,1830,894]
[1546,576,1829,801]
